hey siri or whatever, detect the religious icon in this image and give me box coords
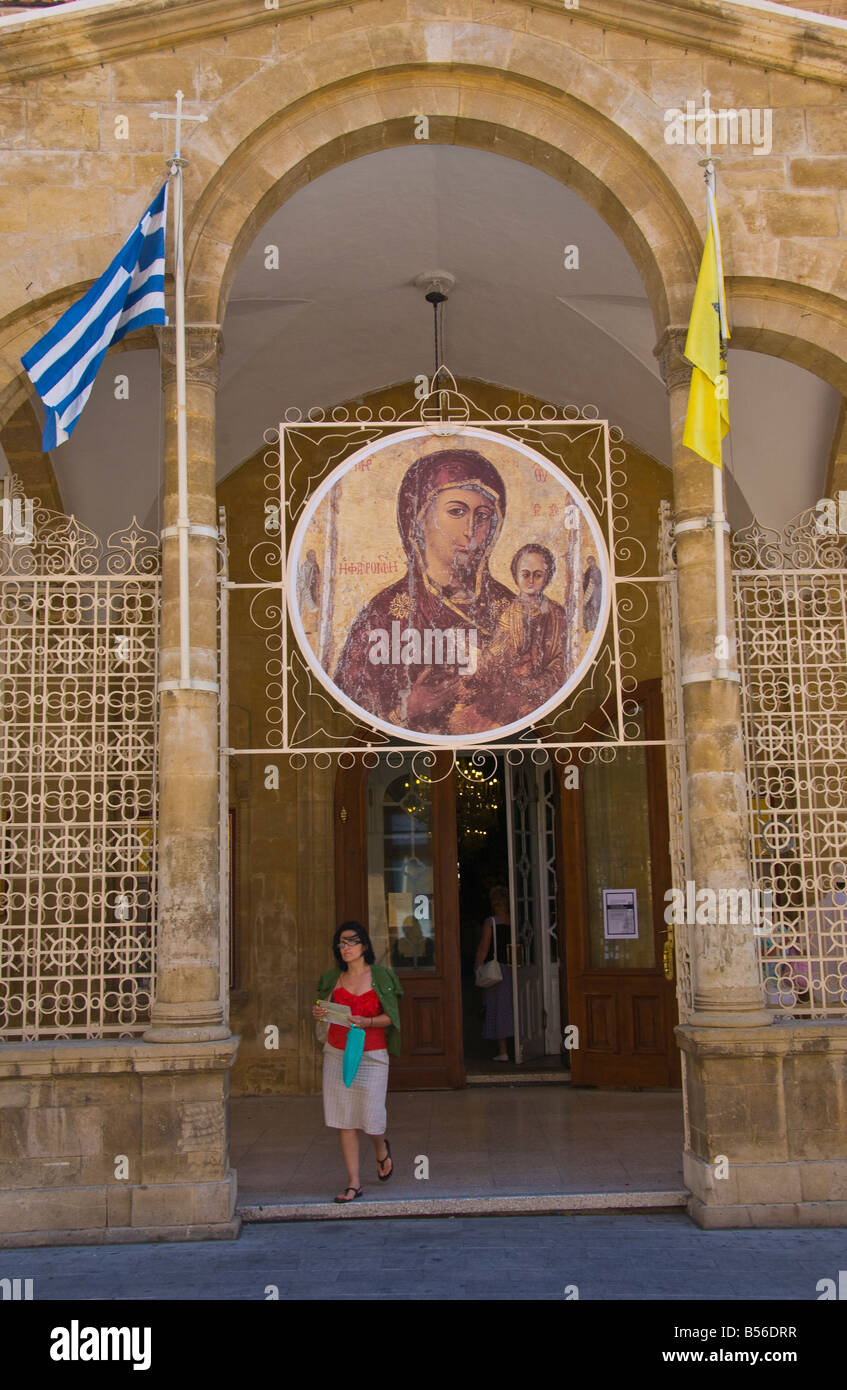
[287,427,611,744]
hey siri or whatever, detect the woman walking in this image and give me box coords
[312,922,403,1203]
[475,885,514,1062]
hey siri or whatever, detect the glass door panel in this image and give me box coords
[367,757,436,971]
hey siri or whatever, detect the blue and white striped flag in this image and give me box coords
[22,182,168,450]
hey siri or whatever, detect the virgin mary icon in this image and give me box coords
[287,426,610,744]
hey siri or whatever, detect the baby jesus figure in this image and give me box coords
[448,543,567,733]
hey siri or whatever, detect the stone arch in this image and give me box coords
[2,42,846,427]
[182,63,847,406]
[727,277,847,396]
[184,67,702,335]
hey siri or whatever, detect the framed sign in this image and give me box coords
[603,889,639,940]
[286,426,611,745]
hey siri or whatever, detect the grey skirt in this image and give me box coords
[482,968,515,1040]
[322,1042,390,1134]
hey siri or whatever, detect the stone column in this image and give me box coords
[145,324,230,1042]
[655,327,770,1027]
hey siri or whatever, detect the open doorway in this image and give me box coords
[457,756,568,1078]
[334,683,680,1090]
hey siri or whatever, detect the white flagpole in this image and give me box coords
[151,91,207,688]
[700,90,732,680]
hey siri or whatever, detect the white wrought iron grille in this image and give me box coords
[0,478,160,1039]
[733,509,847,1018]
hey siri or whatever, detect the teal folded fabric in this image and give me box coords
[343,1026,365,1087]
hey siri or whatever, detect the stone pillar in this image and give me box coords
[145,324,230,1043]
[655,327,771,1027]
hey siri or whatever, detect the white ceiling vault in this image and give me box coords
[16,144,840,541]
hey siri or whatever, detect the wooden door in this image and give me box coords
[561,680,681,1087]
[335,756,464,1089]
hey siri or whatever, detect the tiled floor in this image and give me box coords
[231,1084,685,1206]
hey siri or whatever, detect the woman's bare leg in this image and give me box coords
[337,1129,360,1199]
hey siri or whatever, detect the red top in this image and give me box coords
[328,985,386,1052]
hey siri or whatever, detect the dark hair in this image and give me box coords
[332,920,376,968]
[511,542,556,587]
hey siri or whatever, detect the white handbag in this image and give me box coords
[475,918,503,989]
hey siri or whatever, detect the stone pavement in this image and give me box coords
[5,1214,845,1301]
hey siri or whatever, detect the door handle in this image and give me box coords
[662,930,675,981]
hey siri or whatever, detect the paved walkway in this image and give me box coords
[231,1085,686,1210]
[7,1214,843,1300]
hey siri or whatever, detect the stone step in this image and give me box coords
[238,1189,688,1222]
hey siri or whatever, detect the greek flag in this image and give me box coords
[22,182,168,451]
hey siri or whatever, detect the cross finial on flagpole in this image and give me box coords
[150,89,208,169]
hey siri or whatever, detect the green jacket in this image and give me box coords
[317,964,403,1057]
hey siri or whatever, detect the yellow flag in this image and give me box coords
[683,215,730,468]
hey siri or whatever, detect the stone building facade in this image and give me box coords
[0,0,846,1244]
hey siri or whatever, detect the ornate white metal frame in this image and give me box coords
[221,379,683,784]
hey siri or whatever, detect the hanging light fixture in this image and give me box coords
[414,270,455,396]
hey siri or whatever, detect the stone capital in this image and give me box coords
[654,327,692,393]
[156,324,223,391]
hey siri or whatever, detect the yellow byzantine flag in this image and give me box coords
[683,184,730,468]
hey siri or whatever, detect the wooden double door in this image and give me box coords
[335,685,680,1089]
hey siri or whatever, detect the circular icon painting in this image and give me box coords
[287,426,611,745]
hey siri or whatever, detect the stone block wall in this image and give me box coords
[679,1023,847,1227]
[0,1040,239,1246]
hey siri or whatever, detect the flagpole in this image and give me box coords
[151,91,207,689]
[701,90,732,681]
[173,92,191,687]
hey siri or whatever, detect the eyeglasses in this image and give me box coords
[339,937,362,947]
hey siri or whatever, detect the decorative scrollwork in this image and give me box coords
[732,506,847,572]
[456,749,499,783]
[0,480,160,581]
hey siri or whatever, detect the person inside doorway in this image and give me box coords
[474,885,514,1062]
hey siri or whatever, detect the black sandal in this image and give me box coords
[333,1186,363,1203]
[377,1138,393,1182]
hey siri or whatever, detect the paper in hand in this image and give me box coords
[317,999,353,1027]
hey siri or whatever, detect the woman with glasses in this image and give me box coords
[313,922,403,1203]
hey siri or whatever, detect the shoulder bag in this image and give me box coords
[475,918,503,989]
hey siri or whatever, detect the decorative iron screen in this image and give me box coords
[0,484,160,1039]
[733,510,847,1018]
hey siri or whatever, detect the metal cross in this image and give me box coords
[150,89,207,164]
